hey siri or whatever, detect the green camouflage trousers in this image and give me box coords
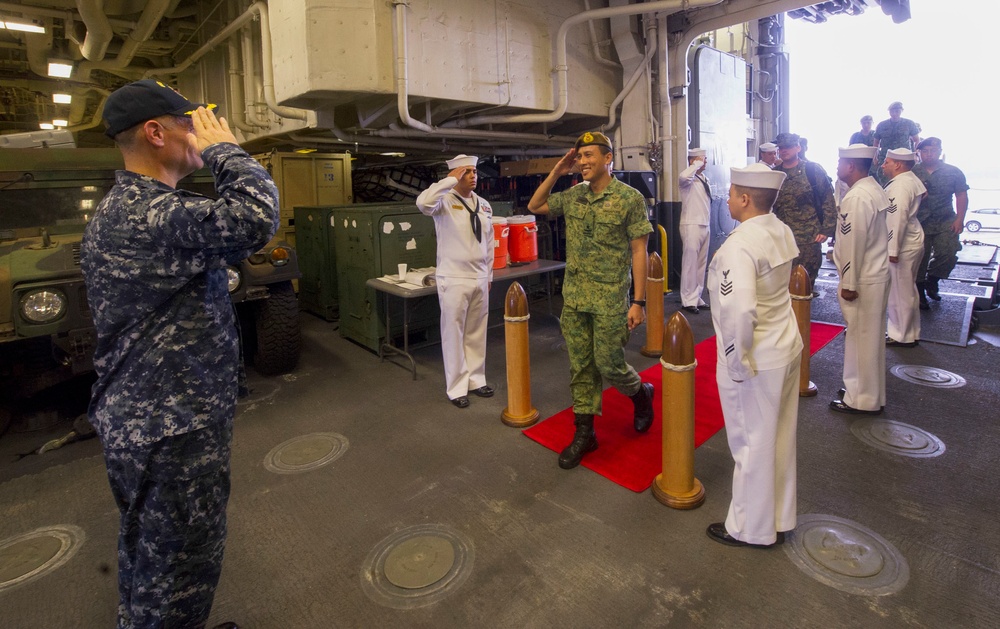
[560,306,642,415]
[918,224,962,281]
[792,241,822,285]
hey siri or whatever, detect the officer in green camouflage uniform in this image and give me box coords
[528,132,654,469]
[912,137,969,308]
[771,133,837,287]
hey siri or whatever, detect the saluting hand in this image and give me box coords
[448,166,473,180]
[552,148,578,177]
[188,106,238,153]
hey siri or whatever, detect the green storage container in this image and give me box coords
[295,205,341,321]
[330,203,439,352]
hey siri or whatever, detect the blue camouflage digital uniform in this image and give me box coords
[547,177,652,415]
[81,142,278,629]
[912,161,969,281]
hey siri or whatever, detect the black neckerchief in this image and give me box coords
[697,174,711,200]
[455,193,482,242]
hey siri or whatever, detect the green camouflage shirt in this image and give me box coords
[548,177,652,314]
[912,162,969,227]
[772,160,837,245]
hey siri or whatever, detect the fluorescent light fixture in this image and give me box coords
[52,119,68,127]
[53,93,72,104]
[293,148,317,154]
[47,61,73,78]
[1,20,46,34]
[379,152,406,157]
[39,123,55,130]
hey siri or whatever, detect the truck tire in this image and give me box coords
[252,281,301,375]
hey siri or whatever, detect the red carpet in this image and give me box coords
[523,321,844,492]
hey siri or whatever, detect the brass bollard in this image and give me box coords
[789,264,817,397]
[651,312,705,509]
[641,252,664,357]
[501,282,539,427]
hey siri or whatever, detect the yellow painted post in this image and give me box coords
[657,224,672,294]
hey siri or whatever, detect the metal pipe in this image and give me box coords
[583,0,620,68]
[458,0,721,127]
[605,21,656,131]
[145,1,309,121]
[75,0,114,61]
[0,2,136,29]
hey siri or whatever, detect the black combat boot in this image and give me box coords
[559,413,597,469]
[916,281,930,310]
[925,276,942,301]
[630,382,655,432]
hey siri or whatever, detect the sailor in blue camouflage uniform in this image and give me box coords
[528,132,654,470]
[81,79,278,629]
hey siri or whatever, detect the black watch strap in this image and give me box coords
[631,298,646,307]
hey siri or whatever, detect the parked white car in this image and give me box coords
[964,208,1000,232]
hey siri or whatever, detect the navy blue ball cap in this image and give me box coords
[102,79,216,139]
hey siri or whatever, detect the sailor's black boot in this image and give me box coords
[925,276,942,301]
[917,281,930,310]
[559,413,597,469]
[630,382,655,433]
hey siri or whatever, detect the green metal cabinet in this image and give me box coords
[329,203,439,352]
[295,206,340,321]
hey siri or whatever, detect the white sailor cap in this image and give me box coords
[446,154,479,169]
[731,163,786,190]
[839,144,878,159]
[885,148,916,162]
[688,148,707,158]
[759,142,778,153]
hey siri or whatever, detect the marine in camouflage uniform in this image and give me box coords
[81,80,278,629]
[772,153,837,285]
[912,137,969,303]
[528,131,653,469]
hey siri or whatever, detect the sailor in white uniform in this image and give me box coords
[416,154,495,408]
[758,142,781,168]
[706,163,802,548]
[882,148,926,347]
[831,144,891,415]
[678,147,712,313]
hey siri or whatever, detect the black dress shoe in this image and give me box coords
[450,396,470,408]
[919,297,930,310]
[836,387,846,399]
[886,338,919,348]
[470,385,495,398]
[706,523,780,548]
[681,305,700,314]
[829,399,883,415]
[699,303,710,311]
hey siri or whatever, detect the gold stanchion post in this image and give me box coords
[501,282,539,427]
[641,252,664,357]
[789,264,817,397]
[651,312,705,509]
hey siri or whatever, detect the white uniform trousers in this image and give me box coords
[436,276,489,400]
[680,224,710,307]
[718,355,801,546]
[839,280,889,411]
[887,247,922,343]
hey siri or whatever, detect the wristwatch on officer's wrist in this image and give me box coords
[630,298,646,307]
